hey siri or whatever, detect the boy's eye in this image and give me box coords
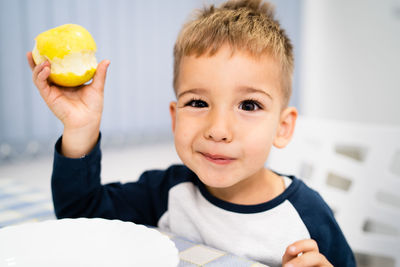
[185,99,208,108]
[239,100,262,111]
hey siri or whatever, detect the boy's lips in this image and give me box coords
[199,152,236,165]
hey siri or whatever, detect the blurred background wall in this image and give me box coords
[301,0,400,126]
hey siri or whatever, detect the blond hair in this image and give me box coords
[173,0,294,106]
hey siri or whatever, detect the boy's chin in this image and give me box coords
[192,164,268,191]
[183,158,249,188]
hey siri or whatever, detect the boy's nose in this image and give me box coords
[204,109,233,143]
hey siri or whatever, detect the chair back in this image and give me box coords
[267,116,400,267]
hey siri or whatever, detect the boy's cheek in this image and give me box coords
[242,128,274,160]
[173,135,194,168]
[174,115,198,135]
[247,141,271,164]
[173,123,193,148]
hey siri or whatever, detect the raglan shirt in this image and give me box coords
[51,136,355,267]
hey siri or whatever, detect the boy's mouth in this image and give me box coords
[200,152,236,165]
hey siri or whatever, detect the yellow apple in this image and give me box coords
[32,24,97,87]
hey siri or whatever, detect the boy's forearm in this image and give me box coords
[52,134,103,219]
[61,123,100,158]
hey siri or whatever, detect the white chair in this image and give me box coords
[267,116,400,267]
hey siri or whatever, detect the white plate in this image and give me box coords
[0,218,179,267]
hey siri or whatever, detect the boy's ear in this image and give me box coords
[169,101,177,133]
[273,107,298,149]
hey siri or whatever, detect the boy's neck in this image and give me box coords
[205,168,286,205]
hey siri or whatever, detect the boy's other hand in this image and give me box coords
[27,52,110,158]
[282,239,333,267]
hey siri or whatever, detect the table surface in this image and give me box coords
[0,177,267,267]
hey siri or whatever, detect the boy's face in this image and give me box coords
[170,45,297,190]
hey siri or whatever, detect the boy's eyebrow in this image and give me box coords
[238,86,273,100]
[177,87,273,100]
[177,88,207,99]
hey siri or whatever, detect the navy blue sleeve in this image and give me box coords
[51,135,191,226]
[288,180,356,267]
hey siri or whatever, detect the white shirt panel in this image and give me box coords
[158,181,310,266]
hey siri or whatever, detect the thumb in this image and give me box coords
[91,59,110,91]
[282,245,297,265]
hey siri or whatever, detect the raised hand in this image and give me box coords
[27,52,110,158]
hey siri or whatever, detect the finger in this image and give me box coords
[32,60,49,81]
[91,60,110,92]
[282,239,319,264]
[34,62,51,93]
[37,66,51,83]
[287,239,319,256]
[282,245,298,264]
[284,251,332,267]
[26,51,36,70]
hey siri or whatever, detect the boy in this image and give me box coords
[27,0,355,266]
